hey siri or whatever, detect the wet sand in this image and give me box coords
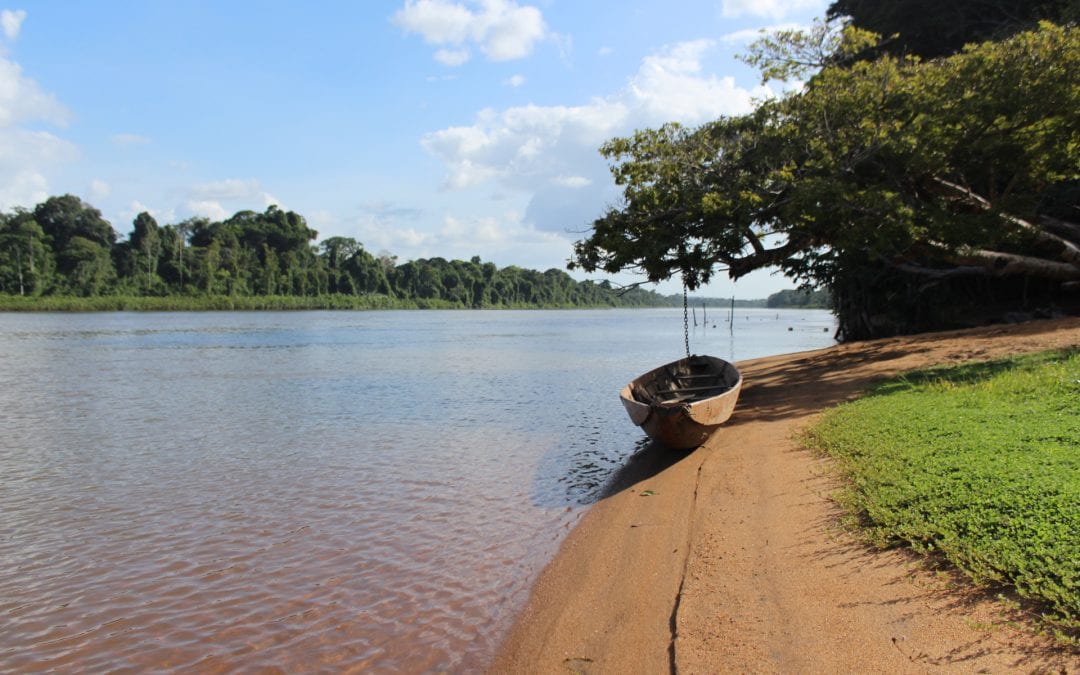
[492,317,1080,673]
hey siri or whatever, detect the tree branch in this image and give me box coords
[727,235,811,278]
[932,177,1080,268]
[743,227,766,255]
[1038,215,1080,245]
[887,260,989,280]
[944,248,1080,281]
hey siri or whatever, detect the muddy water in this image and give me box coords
[0,309,834,671]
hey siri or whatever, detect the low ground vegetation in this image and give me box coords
[805,350,1080,639]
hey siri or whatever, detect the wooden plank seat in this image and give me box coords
[657,389,725,403]
[660,383,726,394]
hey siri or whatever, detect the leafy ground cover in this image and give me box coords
[804,350,1080,637]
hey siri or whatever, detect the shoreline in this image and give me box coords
[491,317,1080,673]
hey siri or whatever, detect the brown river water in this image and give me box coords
[0,309,835,672]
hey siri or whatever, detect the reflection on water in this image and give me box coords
[0,309,835,671]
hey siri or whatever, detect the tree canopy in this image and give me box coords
[0,195,675,309]
[827,0,1080,59]
[572,21,1080,339]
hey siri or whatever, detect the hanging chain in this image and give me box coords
[682,276,690,358]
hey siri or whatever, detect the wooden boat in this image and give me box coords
[619,354,742,450]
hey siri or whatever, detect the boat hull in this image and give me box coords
[619,355,742,450]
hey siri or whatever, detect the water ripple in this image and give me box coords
[0,309,836,671]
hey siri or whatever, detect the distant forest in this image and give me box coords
[0,195,820,310]
[0,195,663,308]
[765,288,831,309]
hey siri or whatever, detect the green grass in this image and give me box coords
[804,349,1080,637]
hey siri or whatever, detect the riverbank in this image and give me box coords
[492,317,1080,673]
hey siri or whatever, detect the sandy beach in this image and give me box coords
[492,317,1080,673]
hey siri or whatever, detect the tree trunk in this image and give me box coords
[945,249,1080,281]
[15,246,24,296]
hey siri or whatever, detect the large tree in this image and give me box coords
[33,194,116,251]
[828,0,1080,59]
[572,22,1080,339]
[33,195,117,295]
[129,211,162,293]
[0,210,48,296]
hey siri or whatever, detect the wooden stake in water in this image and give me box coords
[729,296,735,334]
[702,302,707,327]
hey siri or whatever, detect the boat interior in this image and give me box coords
[631,357,738,405]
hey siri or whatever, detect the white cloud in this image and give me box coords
[720,0,824,21]
[359,200,425,221]
[89,178,110,200]
[396,227,430,248]
[348,207,430,251]
[393,0,548,64]
[0,50,75,209]
[435,47,471,66]
[551,32,572,62]
[422,39,769,199]
[418,39,784,237]
[129,200,152,215]
[0,169,47,210]
[393,0,473,43]
[720,22,805,44]
[358,208,568,269]
[122,200,176,226]
[422,99,628,191]
[552,175,590,188]
[186,200,229,221]
[476,1,545,60]
[505,73,525,87]
[440,214,504,243]
[191,178,263,201]
[184,179,281,220]
[0,58,71,127]
[262,192,283,209]
[111,132,151,146]
[0,127,76,163]
[327,198,566,269]
[1,9,26,40]
[597,46,614,57]
[629,40,773,125]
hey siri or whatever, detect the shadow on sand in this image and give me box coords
[534,435,697,509]
[596,438,695,501]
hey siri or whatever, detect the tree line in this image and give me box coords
[0,194,670,308]
[571,1,1080,339]
[766,289,831,309]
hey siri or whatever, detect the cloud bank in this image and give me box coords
[183,179,283,222]
[0,18,77,209]
[1,9,26,40]
[393,0,548,65]
[720,0,824,21]
[421,39,774,236]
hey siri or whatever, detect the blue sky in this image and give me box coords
[1,0,831,297]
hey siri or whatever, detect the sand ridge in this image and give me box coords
[492,317,1080,674]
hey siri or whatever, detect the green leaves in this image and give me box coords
[806,350,1080,632]
[740,20,881,84]
[0,191,688,308]
[573,21,1080,338]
